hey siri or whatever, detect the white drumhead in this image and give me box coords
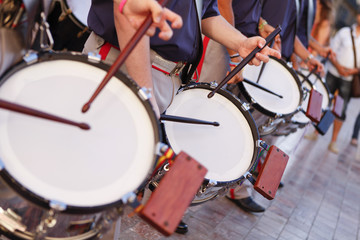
[242,58,301,115]
[291,79,312,123]
[0,59,156,207]
[299,69,330,110]
[66,0,91,26]
[164,88,255,182]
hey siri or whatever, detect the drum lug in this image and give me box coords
[210,81,218,89]
[241,102,250,111]
[245,173,256,186]
[286,62,293,68]
[23,51,39,65]
[49,200,67,212]
[207,179,217,187]
[138,87,152,101]
[0,207,27,233]
[35,209,58,239]
[87,52,101,63]
[250,97,257,104]
[258,141,270,151]
[275,113,282,119]
[121,192,137,205]
[196,179,217,197]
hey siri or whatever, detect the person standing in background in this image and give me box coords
[325,11,360,153]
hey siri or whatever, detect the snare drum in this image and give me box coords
[238,56,303,136]
[47,0,91,51]
[163,83,260,204]
[0,52,160,239]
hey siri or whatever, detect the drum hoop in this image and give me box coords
[0,51,161,214]
[239,56,304,117]
[171,82,260,185]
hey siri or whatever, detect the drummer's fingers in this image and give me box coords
[264,47,281,59]
[227,73,243,84]
[156,21,173,40]
[147,0,163,24]
[146,26,157,37]
[252,52,269,65]
[163,8,183,29]
[150,8,182,40]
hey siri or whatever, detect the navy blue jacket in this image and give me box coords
[87,0,219,63]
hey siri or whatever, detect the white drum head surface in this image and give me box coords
[164,88,255,182]
[66,0,91,26]
[242,58,301,115]
[300,69,330,109]
[0,59,156,208]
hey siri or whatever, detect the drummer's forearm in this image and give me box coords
[293,36,310,61]
[202,15,246,53]
[217,0,237,57]
[114,3,153,90]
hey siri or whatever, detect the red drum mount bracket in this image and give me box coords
[140,151,207,236]
[305,88,323,124]
[332,94,344,119]
[253,145,289,200]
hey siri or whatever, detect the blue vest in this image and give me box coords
[232,0,262,37]
[87,0,219,63]
[297,0,317,48]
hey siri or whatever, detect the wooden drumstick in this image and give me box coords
[0,99,90,130]
[160,114,220,127]
[82,0,168,113]
[242,79,283,98]
[208,26,282,98]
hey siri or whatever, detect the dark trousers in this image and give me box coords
[352,112,360,139]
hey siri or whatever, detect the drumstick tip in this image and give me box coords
[213,122,220,127]
[82,103,91,113]
[208,92,215,98]
[79,123,91,130]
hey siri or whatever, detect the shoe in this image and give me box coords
[175,220,188,234]
[304,132,318,141]
[226,196,265,213]
[351,138,358,146]
[278,181,284,188]
[328,142,339,154]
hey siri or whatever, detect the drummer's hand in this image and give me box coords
[258,22,282,52]
[227,58,244,84]
[290,53,300,71]
[118,0,183,40]
[237,36,281,66]
[319,46,336,60]
[307,57,325,77]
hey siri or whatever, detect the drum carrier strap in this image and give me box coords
[180,0,203,84]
